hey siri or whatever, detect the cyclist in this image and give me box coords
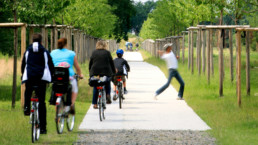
[21,33,54,134]
[50,38,83,114]
[89,40,116,109]
[112,49,130,100]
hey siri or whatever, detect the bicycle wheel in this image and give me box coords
[98,96,103,121]
[35,105,40,141]
[102,90,106,120]
[56,99,65,134]
[118,84,122,109]
[67,113,75,131]
[31,111,36,143]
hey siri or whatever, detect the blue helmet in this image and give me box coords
[116,49,124,55]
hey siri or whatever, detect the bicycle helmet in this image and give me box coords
[116,49,124,55]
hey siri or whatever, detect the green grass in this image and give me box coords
[140,48,258,145]
[0,61,93,145]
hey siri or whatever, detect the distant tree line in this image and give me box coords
[140,0,257,40]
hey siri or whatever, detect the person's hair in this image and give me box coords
[96,40,107,50]
[117,53,123,58]
[33,33,42,43]
[58,38,67,49]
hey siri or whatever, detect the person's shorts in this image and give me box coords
[113,75,126,86]
[70,78,78,93]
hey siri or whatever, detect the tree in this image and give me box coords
[131,1,156,35]
[60,0,117,38]
[107,0,136,42]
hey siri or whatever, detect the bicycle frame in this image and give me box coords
[97,86,106,121]
[30,91,40,143]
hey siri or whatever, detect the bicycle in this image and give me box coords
[115,76,124,109]
[30,86,40,143]
[97,84,106,121]
[52,67,82,134]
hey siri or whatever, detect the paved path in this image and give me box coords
[79,52,210,131]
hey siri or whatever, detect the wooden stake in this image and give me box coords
[229,29,233,82]
[202,29,206,74]
[236,30,241,107]
[210,29,214,76]
[219,29,223,96]
[20,25,26,108]
[188,31,191,70]
[246,31,250,96]
[12,27,18,108]
[191,30,194,74]
[207,29,211,84]
[182,33,185,64]
[29,27,34,44]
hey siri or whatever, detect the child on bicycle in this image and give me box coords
[112,49,130,100]
[21,33,54,134]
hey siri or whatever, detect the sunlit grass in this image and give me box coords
[0,61,93,144]
[140,48,258,145]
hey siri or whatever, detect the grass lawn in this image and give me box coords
[0,61,93,145]
[140,48,258,145]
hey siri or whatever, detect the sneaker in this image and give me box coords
[106,95,112,104]
[154,93,158,100]
[70,104,75,115]
[24,106,30,116]
[113,94,117,101]
[124,88,128,94]
[177,97,184,100]
[122,96,125,100]
[40,129,47,134]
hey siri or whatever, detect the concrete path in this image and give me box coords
[79,52,210,131]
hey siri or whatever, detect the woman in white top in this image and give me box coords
[154,43,185,100]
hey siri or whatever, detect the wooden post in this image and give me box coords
[246,31,250,96]
[177,38,180,59]
[41,26,46,47]
[182,33,185,64]
[191,30,194,74]
[198,28,202,75]
[45,28,49,50]
[12,27,18,108]
[218,29,223,96]
[20,25,26,108]
[29,27,34,44]
[196,30,199,69]
[236,30,241,107]
[207,29,211,84]
[188,31,191,70]
[55,27,58,49]
[202,29,206,74]
[210,29,214,76]
[229,29,233,82]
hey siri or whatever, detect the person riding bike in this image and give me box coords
[112,49,130,100]
[21,33,54,134]
[89,40,116,109]
[50,38,83,114]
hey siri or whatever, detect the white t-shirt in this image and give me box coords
[161,51,178,69]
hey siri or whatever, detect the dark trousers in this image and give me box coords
[156,69,185,98]
[92,81,111,104]
[25,81,47,130]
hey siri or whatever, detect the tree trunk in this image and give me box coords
[12,8,17,108]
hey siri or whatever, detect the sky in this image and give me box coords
[133,0,158,3]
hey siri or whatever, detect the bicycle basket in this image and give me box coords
[88,76,109,87]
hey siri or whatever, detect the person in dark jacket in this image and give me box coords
[112,49,130,100]
[21,33,54,134]
[89,40,116,109]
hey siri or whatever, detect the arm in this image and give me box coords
[157,50,165,57]
[47,51,55,77]
[73,56,83,78]
[124,60,130,72]
[21,51,26,75]
[108,51,116,74]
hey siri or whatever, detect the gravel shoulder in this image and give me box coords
[75,130,216,145]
